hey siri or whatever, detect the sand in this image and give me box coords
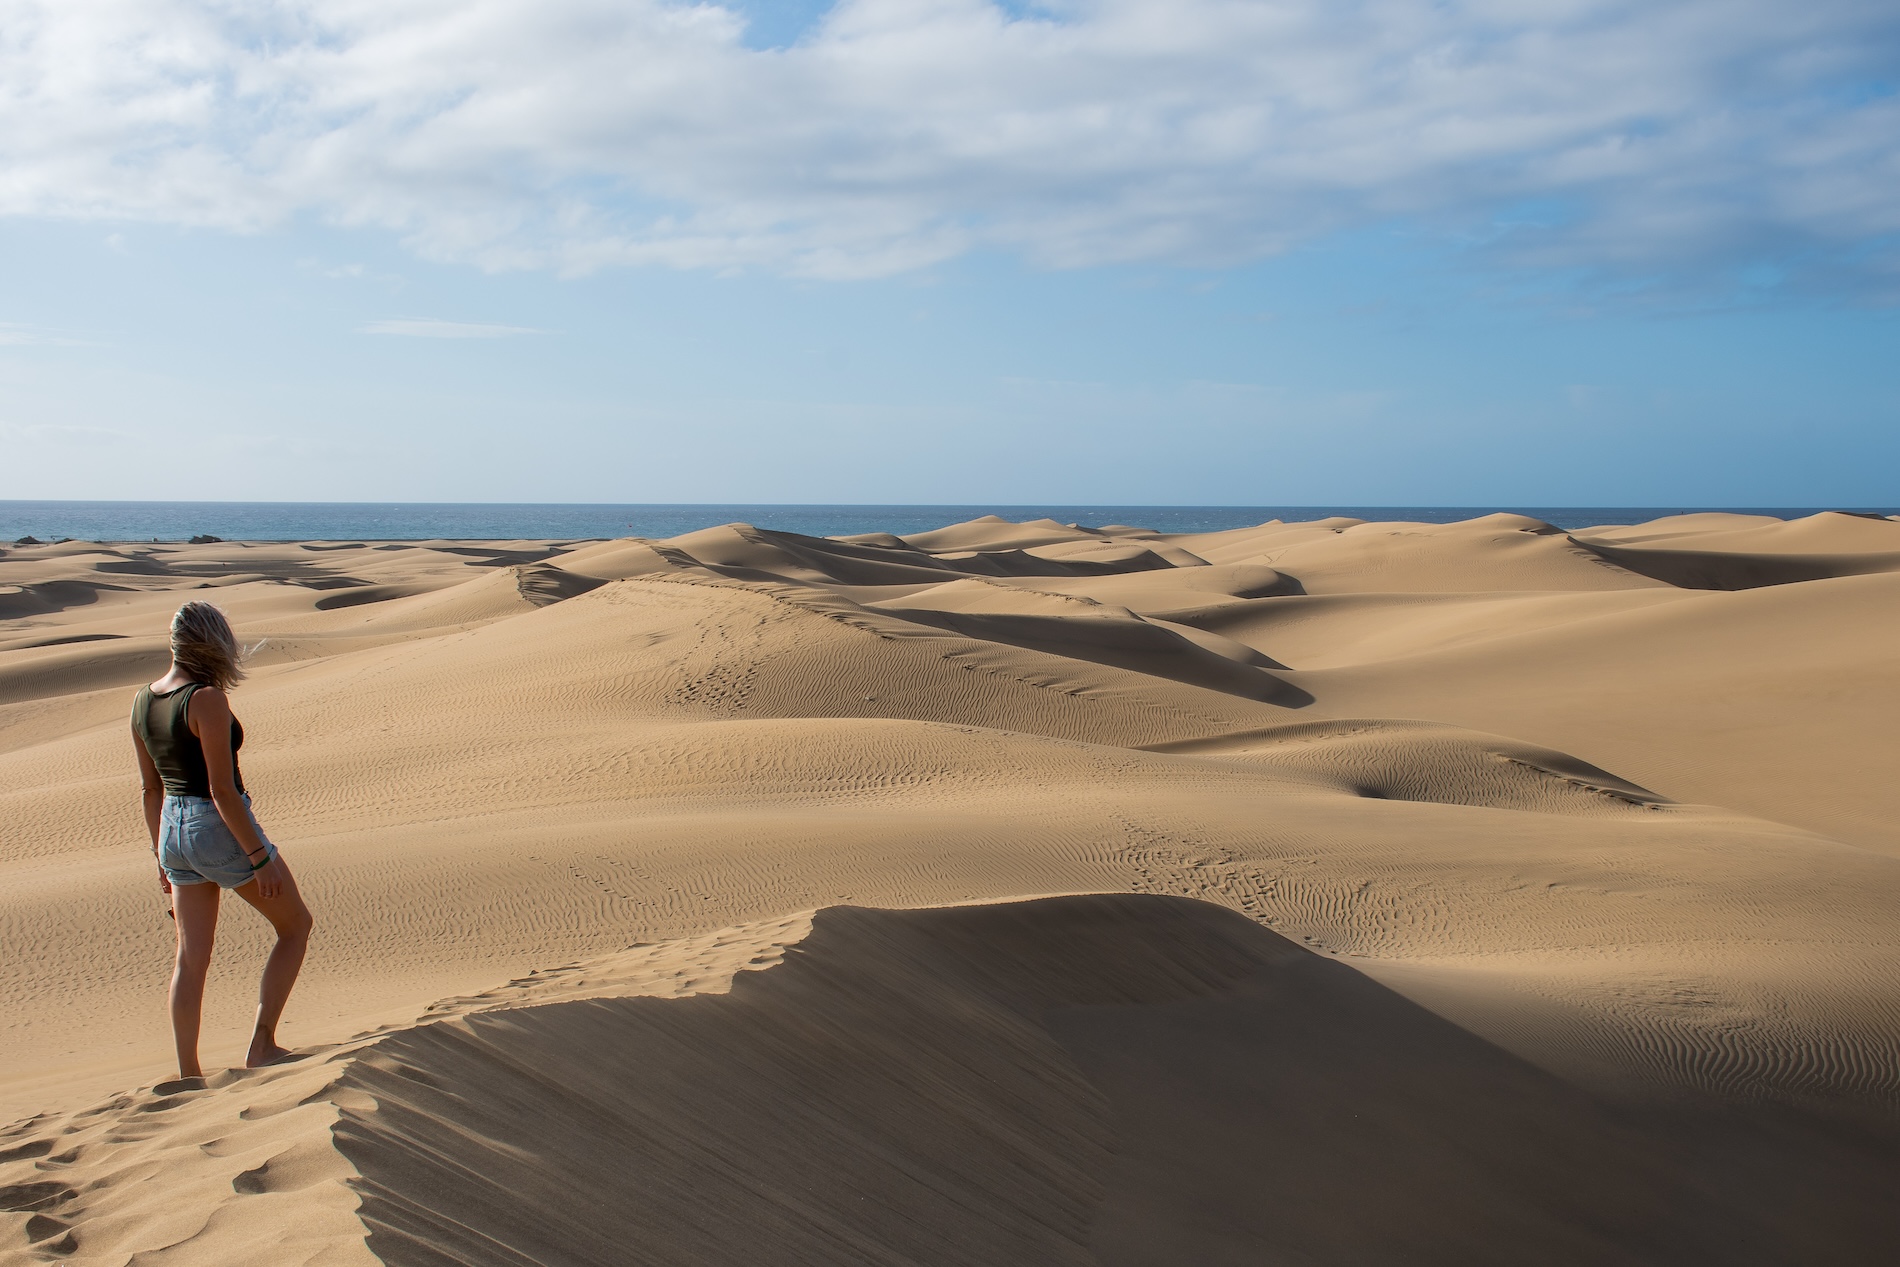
[2,511,1897,1263]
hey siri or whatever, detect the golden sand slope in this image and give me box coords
[2,512,1898,1263]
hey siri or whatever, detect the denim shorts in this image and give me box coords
[159,794,279,889]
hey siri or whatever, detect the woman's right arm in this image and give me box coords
[132,723,168,893]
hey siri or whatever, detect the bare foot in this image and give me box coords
[246,1029,296,1068]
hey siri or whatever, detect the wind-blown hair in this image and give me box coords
[170,602,247,691]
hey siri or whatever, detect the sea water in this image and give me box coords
[2,501,1891,543]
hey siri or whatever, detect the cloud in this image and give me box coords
[0,324,93,347]
[359,319,543,338]
[0,421,135,442]
[0,0,1896,295]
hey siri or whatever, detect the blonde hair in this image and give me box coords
[170,602,247,691]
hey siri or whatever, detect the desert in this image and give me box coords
[3,510,1899,1264]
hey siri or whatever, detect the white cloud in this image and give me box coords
[359,319,543,338]
[0,0,1896,293]
[0,324,93,346]
[0,420,135,441]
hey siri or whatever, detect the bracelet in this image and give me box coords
[249,854,272,871]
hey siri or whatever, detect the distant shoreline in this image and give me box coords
[6,501,1895,544]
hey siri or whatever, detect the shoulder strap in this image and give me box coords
[175,682,206,738]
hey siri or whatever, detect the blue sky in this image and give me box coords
[2,0,1897,505]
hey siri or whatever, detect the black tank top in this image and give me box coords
[133,683,245,798]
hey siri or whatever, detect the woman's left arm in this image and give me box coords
[192,687,286,898]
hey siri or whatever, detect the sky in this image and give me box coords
[2,0,1897,506]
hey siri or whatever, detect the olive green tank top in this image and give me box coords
[133,683,245,798]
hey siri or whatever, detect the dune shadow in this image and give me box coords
[0,578,130,620]
[882,608,1315,707]
[333,895,1896,1267]
[312,583,439,611]
[1569,537,1900,590]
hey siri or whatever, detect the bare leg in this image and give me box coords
[234,862,313,1067]
[169,882,221,1080]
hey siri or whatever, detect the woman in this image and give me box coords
[132,602,313,1080]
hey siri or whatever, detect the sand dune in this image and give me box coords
[1577,509,1900,553]
[1182,570,1900,851]
[7,897,1896,1264]
[3,511,1898,1263]
[1178,513,1665,594]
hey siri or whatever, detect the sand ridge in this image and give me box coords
[3,511,1899,1262]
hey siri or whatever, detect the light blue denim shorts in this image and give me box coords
[159,794,279,889]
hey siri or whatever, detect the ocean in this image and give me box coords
[2,501,1891,543]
